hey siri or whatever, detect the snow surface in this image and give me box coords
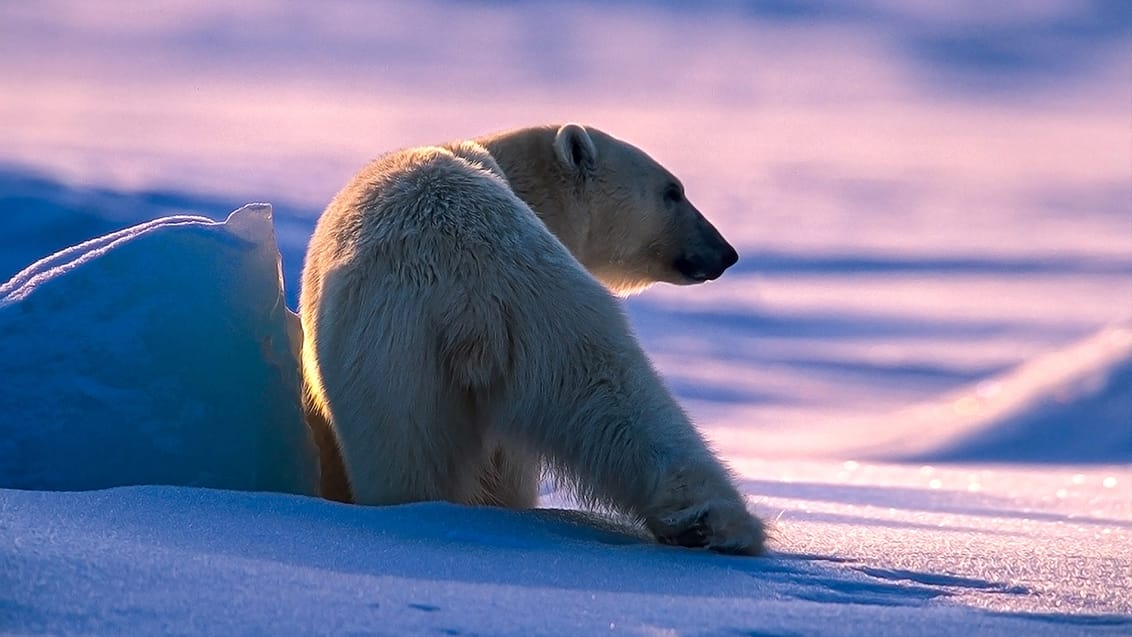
[3,463,1130,636]
[1,1,1130,635]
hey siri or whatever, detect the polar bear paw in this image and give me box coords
[643,468,766,555]
[648,499,766,556]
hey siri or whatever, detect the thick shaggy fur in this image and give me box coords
[300,125,764,554]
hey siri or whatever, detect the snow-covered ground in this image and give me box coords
[4,463,1128,636]
[1,1,1129,635]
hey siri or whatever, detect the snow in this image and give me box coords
[4,467,1131,635]
[3,465,1130,635]
[1,1,1130,635]
[0,205,317,495]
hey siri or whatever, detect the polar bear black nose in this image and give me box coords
[721,244,739,269]
[674,207,739,283]
[675,243,738,282]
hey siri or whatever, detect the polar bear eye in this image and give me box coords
[663,184,684,204]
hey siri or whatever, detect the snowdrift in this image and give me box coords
[903,322,1132,462]
[723,321,1132,465]
[0,205,317,494]
[842,323,1132,463]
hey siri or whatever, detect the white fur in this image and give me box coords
[300,126,764,554]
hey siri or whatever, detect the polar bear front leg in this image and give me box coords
[610,403,768,556]
[536,394,767,555]
[503,311,767,555]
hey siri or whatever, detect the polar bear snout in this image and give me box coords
[673,216,739,283]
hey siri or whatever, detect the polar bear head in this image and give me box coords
[478,124,740,296]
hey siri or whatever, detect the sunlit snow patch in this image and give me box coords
[0,205,317,494]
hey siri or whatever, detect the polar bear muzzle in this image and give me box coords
[672,208,739,283]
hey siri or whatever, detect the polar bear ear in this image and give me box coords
[554,123,597,176]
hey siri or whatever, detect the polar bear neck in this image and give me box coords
[474,126,592,267]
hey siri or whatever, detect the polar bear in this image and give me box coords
[300,124,765,554]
